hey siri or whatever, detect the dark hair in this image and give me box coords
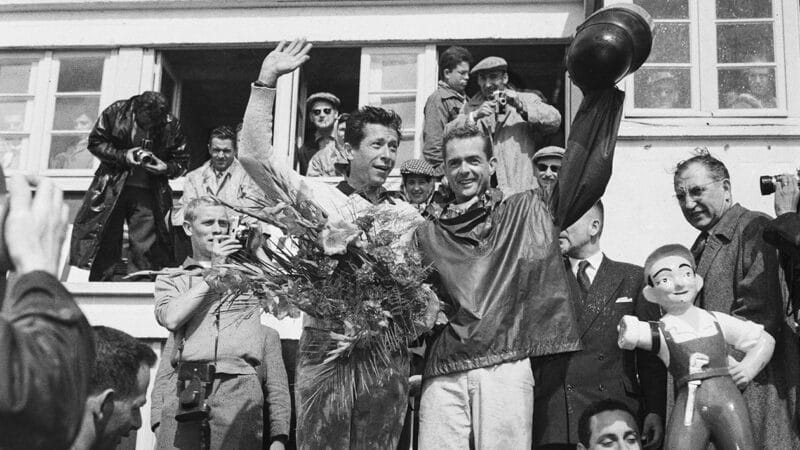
[208,125,237,149]
[132,91,169,122]
[578,399,638,447]
[90,326,157,398]
[337,113,351,126]
[345,106,402,148]
[643,243,696,286]
[674,148,730,182]
[442,124,492,160]
[439,46,473,79]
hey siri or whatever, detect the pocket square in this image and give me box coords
[615,297,633,303]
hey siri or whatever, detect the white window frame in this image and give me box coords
[358,45,438,177]
[41,51,115,176]
[0,53,45,175]
[625,0,787,118]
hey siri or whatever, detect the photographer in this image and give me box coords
[448,56,561,197]
[153,196,269,449]
[0,174,94,449]
[763,172,800,315]
[70,91,188,281]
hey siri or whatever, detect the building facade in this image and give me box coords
[2,0,799,447]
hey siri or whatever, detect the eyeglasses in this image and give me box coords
[536,163,560,173]
[674,179,725,202]
[311,108,333,116]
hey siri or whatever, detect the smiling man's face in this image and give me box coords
[444,135,496,204]
[346,123,399,189]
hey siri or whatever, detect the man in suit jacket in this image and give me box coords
[533,200,666,450]
[673,152,800,449]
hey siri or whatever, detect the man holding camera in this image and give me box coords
[70,91,188,281]
[154,196,265,449]
[763,172,800,316]
[449,56,561,197]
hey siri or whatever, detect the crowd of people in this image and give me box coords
[3,30,800,450]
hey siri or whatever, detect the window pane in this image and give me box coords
[717,23,774,63]
[650,23,691,63]
[57,56,104,92]
[52,96,99,130]
[718,67,776,108]
[368,95,415,129]
[0,63,32,94]
[0,136,24,170]
[633,68,691,108]
[370,54,417,91]
[634,0,688,19]
[49,134,94,169]
[717,0,772,19]
[0,100,27,131]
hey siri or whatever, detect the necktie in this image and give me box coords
[691,232,709,263]
[577,260,591,301]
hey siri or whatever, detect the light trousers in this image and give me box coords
[418,358,534,449]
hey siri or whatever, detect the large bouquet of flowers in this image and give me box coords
[205,192,436,363]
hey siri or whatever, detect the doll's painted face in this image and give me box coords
[645,254,704,312]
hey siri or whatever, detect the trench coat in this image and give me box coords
[69,95,188,269]
[692,203,800,449]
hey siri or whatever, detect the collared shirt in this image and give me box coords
[568,251,604,285]
[154,257,263,375]
[173,158,262,226]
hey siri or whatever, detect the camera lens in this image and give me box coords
[760,175,776,195]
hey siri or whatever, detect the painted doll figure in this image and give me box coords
[617,244,775,450]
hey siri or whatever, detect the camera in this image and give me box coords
[760,171,800,195]
[175,362,215,423]
[134,139,155,165]
[229,215,261,253]
[492,90,508,114]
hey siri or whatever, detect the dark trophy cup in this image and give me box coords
[566,4,654,91]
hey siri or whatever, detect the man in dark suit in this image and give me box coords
[533,200,666,450]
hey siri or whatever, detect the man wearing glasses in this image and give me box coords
[532,145,564,195]
[672,150,800,449]
[297,92,340,175]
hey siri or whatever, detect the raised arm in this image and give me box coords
[239,39,312,206]
[551,88,625,229]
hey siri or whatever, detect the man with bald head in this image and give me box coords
[534,201,665,449]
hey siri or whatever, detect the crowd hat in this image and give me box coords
[400,159,439,178]
[306,92,341,109]
[471,57,508,74]
[532,146,565,163]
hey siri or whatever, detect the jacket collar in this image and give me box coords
[335,180,403,205]
[706,203,745,241]
[437,81,466,101]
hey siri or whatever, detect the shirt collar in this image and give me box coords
[181,257,211,270]
[335,180,402,205]
[568,251,604,272]
[205,158,240,178]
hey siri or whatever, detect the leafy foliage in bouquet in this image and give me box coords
[212,193,434,361]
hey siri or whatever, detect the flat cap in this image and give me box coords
[306,92,341,109]
[471,56,508,74]
[400,159,438,178]
[532,146,565,162]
